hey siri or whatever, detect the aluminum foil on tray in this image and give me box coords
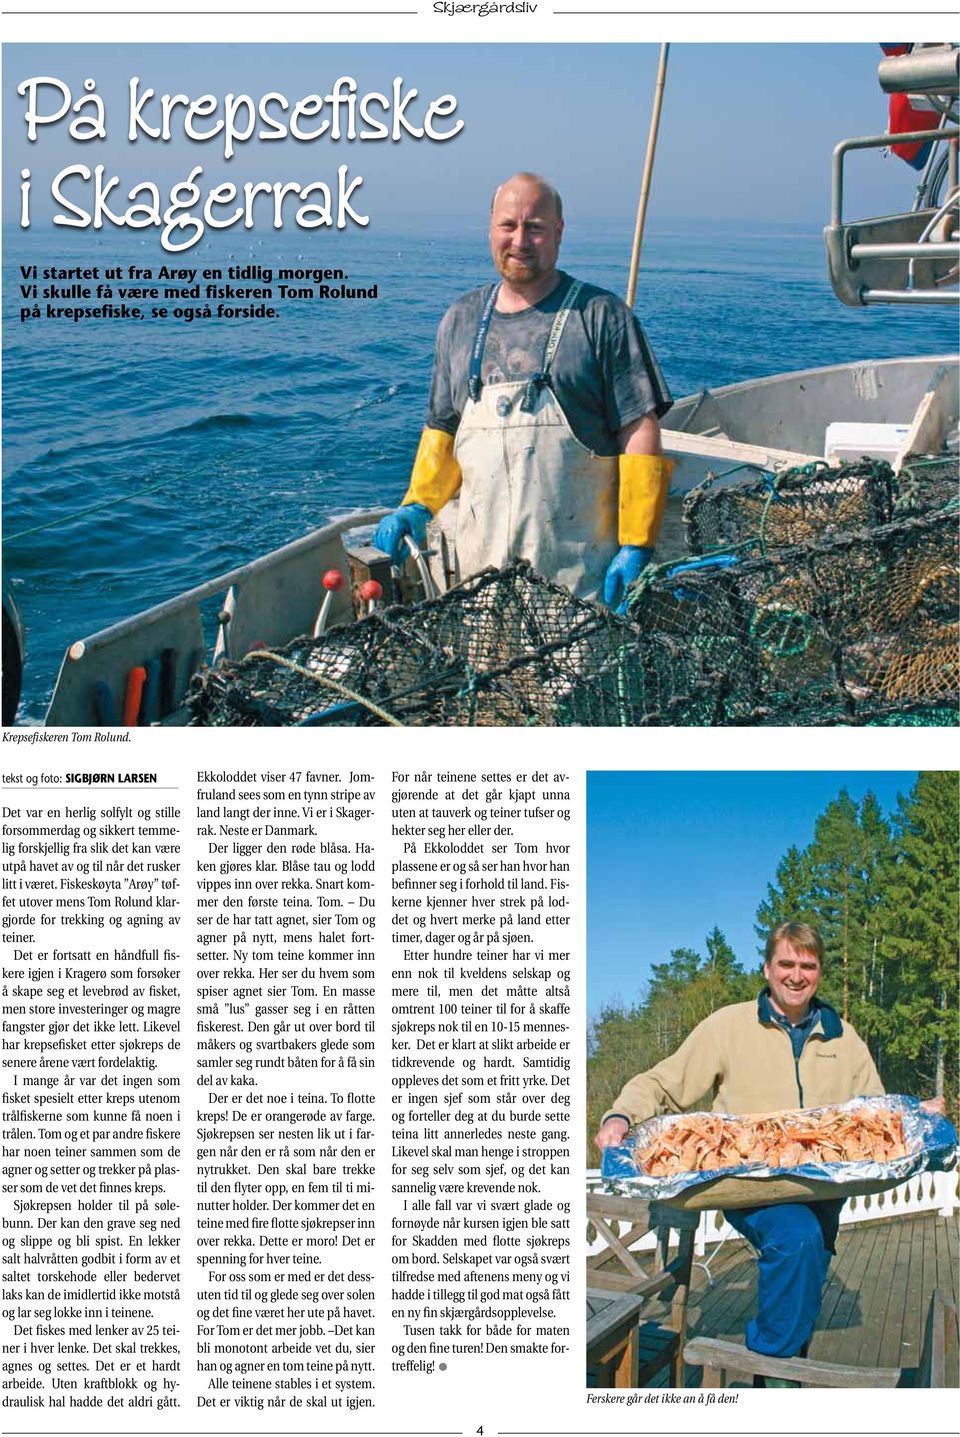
[601,1094,958,1211]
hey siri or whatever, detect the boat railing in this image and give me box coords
[586,1157,959,1258]
[826,47,959,307]
[825,126,959,307]
[44,507,388,726]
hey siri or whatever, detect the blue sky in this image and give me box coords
[586,771,919,1016]
[3,44,928,234]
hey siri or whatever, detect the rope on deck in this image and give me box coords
[238,649,405,727]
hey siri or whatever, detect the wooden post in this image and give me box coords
[626,44,670,309]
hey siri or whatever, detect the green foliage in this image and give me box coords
[587,773,959,1165]
[586,930,753,1163]
[750,774,957,1108]
[874,773,959,1104]
[755,844,818,940]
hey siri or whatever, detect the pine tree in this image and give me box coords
[705,926,742,982]
[703,926,755,1008]
[805,790,892,1020]
[754,845,817,956]
[878,772,959,1105]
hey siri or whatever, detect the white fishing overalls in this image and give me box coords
[449,280,620,603]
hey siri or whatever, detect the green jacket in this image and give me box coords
[603,994,884,1128]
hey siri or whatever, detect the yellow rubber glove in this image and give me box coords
[618,453,675,548]
[401,428,463,514]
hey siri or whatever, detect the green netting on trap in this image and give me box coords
[186,562,722,728]
[627,507,959,726]
[893,454,960,518]
[683,457,958,556]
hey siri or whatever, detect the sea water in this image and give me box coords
[3,224,956,722]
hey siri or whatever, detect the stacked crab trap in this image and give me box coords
[600,1096,958,1211]
[629,457,958,727]
[187,561,722,727]
[188,458,958,727]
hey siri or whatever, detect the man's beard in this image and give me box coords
[498,254,543,282]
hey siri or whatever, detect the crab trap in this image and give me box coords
[627,505,959,726]
[187,561,723,728]
[682,457,958,557]
[187,471,958,727]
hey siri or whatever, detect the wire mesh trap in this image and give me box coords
[187,454,958,729]
[891,455,960,519]
[682,457,958,556]
[187,562,723,728]
[628,505,959,726]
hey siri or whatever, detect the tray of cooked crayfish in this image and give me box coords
[601,1095,957,1210]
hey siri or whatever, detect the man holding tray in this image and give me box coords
[594,921,945,1382]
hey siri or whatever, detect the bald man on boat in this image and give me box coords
[374,173,674,609]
